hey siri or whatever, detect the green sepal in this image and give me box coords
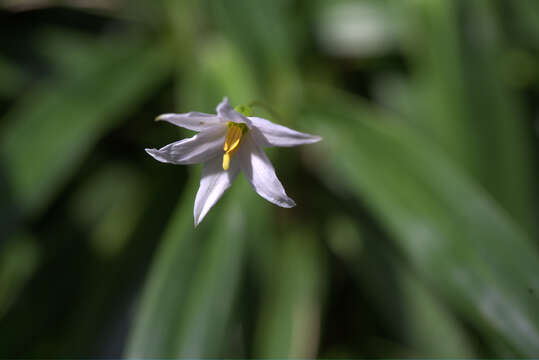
[234,104,254,117]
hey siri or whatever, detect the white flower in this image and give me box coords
[146,97,322,227]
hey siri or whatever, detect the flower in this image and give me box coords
[145,97,322,226]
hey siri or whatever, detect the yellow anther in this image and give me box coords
[224,125,242,153]
[222,122,248,170]
[222,153,231,171]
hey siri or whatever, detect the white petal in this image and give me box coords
[248,116,322,147]
[156,112,223,131]
[239,134,296,208]
[216,97,250,124]
[194,155,240,226]
[145,125,226,164]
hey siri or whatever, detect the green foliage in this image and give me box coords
[0,0,538,357]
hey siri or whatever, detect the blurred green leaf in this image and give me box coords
[181,37,260,112]
[303,88,539,355]
[0,32,172,216]
[502,0,539,51]
[406,0,536,236]
[208,0,303,114]
[325,214,475,357]
[169,184,250,357]
[0,233,40,319]
[0,57,27,99]
[125,175,203,357]
[209,0,297,70]
[459,0,537,236]
[405,0,476,176]
[69,163,147,258]
[254,228,324,358]
[126,174,254,357]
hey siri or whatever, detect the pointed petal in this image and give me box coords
[194,155,240,226]
[156,112,223,131]
[248,116,322,147]
[239,134,296,208]
[216,97,250,124]
[145,125,226,165]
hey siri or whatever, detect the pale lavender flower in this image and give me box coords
[146,97,321,226]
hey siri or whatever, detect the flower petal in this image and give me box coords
[248,116,322,147]
[194,155,240,226]
[216,97,250,124]
[239,134,296,208]
[156,112,223,131]
[145,125,226,164]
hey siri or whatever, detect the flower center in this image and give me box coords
[223,122,248,170]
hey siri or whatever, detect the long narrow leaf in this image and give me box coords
[303,89,539,355]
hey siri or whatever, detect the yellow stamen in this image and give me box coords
[222,153,231,171]
[222,122,248,170]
